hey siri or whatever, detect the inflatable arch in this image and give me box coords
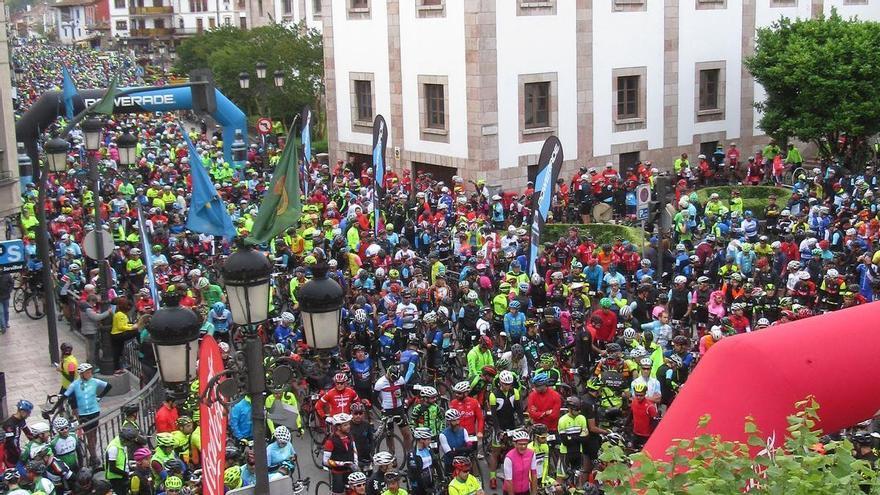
[15,85,248,180]
[644,302,880,459]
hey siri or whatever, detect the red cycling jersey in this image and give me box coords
[317,387,360,420]
[526,388,562,432]
[449,396,484,435]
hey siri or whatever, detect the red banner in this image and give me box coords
[199,336,227,495]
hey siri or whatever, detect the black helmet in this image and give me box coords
[76,467,94,486]
[119,426,139,442]
[386,365,401,380]
[606,343,622,354]
[93,480,113,495]
[565,396,581,409]
[121,404,139,416]
[60,342,73,353]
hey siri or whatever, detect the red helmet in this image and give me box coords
[481,366,498,377]
[333,373,349,384]
[481,336,493,348]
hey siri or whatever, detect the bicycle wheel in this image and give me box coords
[13,288,24,313]
[310,438,326,470]
[24,293,45,320]
[375,432,407,469]
[313,480,331,495]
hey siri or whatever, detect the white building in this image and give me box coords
[50,0,100,45]
[321,0,880,189]
[272,0,323,31]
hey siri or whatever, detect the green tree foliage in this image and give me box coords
[174,23,323,133]
[745,10,880,169]
[598,397,880,493]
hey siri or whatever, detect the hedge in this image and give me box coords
[542,223,645,246]
[693,186,792,218]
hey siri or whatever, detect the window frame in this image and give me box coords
[517,0,557,16]
[524,82,551,130]
[612,0,646,12]
[518,72,558,142]
[349,72,376,133]
[695,0,727,10]
[418,75,450,143]
[417,0,445,18]
[347,0,370,19]
[115,20,128,30]
[694,61,726,123]
[611,67,647,132]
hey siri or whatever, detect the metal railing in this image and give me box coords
[128,6,174,15]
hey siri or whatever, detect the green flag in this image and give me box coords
[91,77,120,115]
[247,127,302,244]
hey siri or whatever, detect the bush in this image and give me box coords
[543,223,645,247]
[693,186,792,218]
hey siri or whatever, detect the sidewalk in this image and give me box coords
[0,309,139,419]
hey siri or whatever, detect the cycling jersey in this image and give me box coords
[373,376,407,411]
[449,396,483,436]
[64,377,109,416]
[528,441,551,483]
[317,387,360,419]
[556,414,587,454]
[266,441,295,469]
[447,474,482,495]
[503,448,536,494]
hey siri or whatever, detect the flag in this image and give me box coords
[91,77,120,115]
[136,206,160,304]
[301,106,312,196]
[248,126,302,244]
[199,336,227,495]
[529,136,564,275]
[371,115,388,238]
[181,127,236,239]
[61,65,78,120]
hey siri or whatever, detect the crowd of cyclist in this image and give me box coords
[2,39,880,495]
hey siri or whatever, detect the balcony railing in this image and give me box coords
[129,5,173,15]
[129,27,174,37]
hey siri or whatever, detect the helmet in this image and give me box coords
[30,422,50,435]
[668,354,684,367]
[281,312,296,324]
[156,432,175,448]
[373,451,394,466]
[606,343,622,354]
[566,396,581,408]
[496,357,511,369]
[710,327,724,340]
[30,443,50,458]
[354,309,368,323]
[499,370,515,384]
[60,342,73,353]
[622,328,636,341]
[423,311,437,324]
[674,275,687,284]
[511,430,530,442]
[196,277,210,289]
[509,300,521,309]
[466,291,479,302]
[511,343,524,356]
[333,413,352,424]
[165,476,184,490]
[639,357,653,368]
[452,381,470,394]
[826,269,839,278]
[413,427,432,440]
[274,426,291,443]
[452,456,472,469]
[756,318,770,327]
[481,365,497,376]
[333,373,349,384]
[26,460,45,475]
[212,302,226,313]
[52,417,70,431]
[633,382,648,394]
[386,365,401,380]
[223,466,242,489]
[419,386,438,398]
[619,304,632,319]
[3,468,20,482]
[540,353,555,365]
[350,402,366,414]
[347,472,367,487]
[16,400,33,412]
[133,447,152,461]
[119,426,139,442]
[176,416,193,428]
[788,260,801,270]
[77,363,94,374]
[600,298,613,309]
[445,409,462,421]
[531,373,549,386]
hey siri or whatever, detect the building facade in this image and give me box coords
[271,0,323,30]
[50,0,104,45]
[322,0,880,189]
[0,7,23,216]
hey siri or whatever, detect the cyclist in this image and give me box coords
[266,426,296,473]
[170,417,194,465]
[349,402,375,471]
[49,417,81,474]
[447,456,483,495]
[527,424,552,486]
[630,382,660,450]
[130,447,153,495]
[555,397,588,487]
[349,345,375,402]
[1,400,35,468]
[503,300,527,341]
[104,426,139,495]
[61,363,112,463]
[532,353,562,388]
[373,365,412,451]
[439,410,475,475]
[409,386,444,438]
[56,342,78,394]
[317,373,361,426]
[368,451,394,495]
[346,471,368,495]
[503,430,538,495]
[322,413,358,495]
[266,386,303,436]
[487,370,524,489]
[150,433,179,481]
[466,336,495,381]
[526,374,562,433]
[449,382,484,454]
[406,427,436,495]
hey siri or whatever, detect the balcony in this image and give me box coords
[128,6,173,15]
[129,27,174,37]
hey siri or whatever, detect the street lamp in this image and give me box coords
[222,243,271,325]
[147,295,200,393]
[231,130,247,170]
[116,129,138,166]
[82,117,104,151]
[255,61,267,80]
[273,70,284,88]
[238,72,250,90]
[298,263,344,350]
[44,137,70,172]
[16,143,32,182]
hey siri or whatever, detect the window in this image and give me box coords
[189,0,206,12]
[196,17,204,32]
[612,67,647,131]
[313,0,322,14]
[695,61,726,122]
[695,0,726,9]
[417,0,445,17]
[115,20,127,30]
[612,0,646,12]
[224,16,231,25]
[355,80,373,122]
[517,0,557,16]
[617,76,639,120]
[208,17,216,28]
[239,16,247,28]
[114,0,125,8]
[418,76,449,142]
[348,0,370,19]
[424,84,445,129]
[699,69,720,111]
[769,0,797,6]
[282,0,292,14]
[524,82,550,129]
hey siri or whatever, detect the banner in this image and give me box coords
[371,115,388,238]
[61,65,78,120]
[180,126,236,239]
[248,125,302,244]
[528,136,564,275]
[135,206,160,304]
[301,106,312,196]
[199,336,227,495]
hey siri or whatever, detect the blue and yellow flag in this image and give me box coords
[181,127,236,239]
[61,65,78,120]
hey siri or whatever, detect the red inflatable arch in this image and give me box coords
[644,302,880,460]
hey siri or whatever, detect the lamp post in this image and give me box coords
[146,292,200,399]
[238,62,284,119]
[41,137,71,364]
[297,263,344,351]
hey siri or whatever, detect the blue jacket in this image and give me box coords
[230,397,253,440]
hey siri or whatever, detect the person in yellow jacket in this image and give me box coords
[170,416,194,465]
[265,388,303,434]
[20,208,38,236]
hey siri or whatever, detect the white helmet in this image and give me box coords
[466,291,479,302]
[674,275,687,285]
[710,326,723,341]
[332,413,352,425]
[756,318,770,327]
[639,357,653,368]
[354,309,368,324]
[622,328,636,341]
[413,427,432,440]
[419,386,438,398]
[452,381,470,393]
[445,409,462,421]
[196,277,210,289]
[30,421,50,435]
[826,269,839,278]
[281,312,296,324]
[347,472,367,486]
[188,269,202,279]
[499,370,515,385]
[510,430,530,442]
[77,362,94,374]
[274,426,291,443]
[787,260,801,270]
[130,248,141,256]
[52,417,70,431]
[619,305,633,319]
[373,451,394,466]
[423,311,437,324]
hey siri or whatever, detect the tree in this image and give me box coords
[597,397,880,493]
[174,23,323,134]
[745,10,880,169]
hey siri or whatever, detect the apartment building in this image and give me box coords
[321,0,880,189]
[50,0,105,45]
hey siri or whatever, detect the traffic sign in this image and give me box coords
[636,183,651,221]
[0,240,25,272]
[83,229,115,260]
[256,118,272,135]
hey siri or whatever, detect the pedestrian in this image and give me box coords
[78,294,112,366]
[110,296,147,374]
[0,271,12,333]
[56,342,78,394]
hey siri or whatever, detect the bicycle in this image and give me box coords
[372,412,408,469]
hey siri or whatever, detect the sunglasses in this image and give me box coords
[351,482,366,488]
[352,411,365,416]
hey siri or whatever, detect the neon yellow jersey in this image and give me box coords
[448,474,482,495]
[556,414,587,454]
[528,441,551,483]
